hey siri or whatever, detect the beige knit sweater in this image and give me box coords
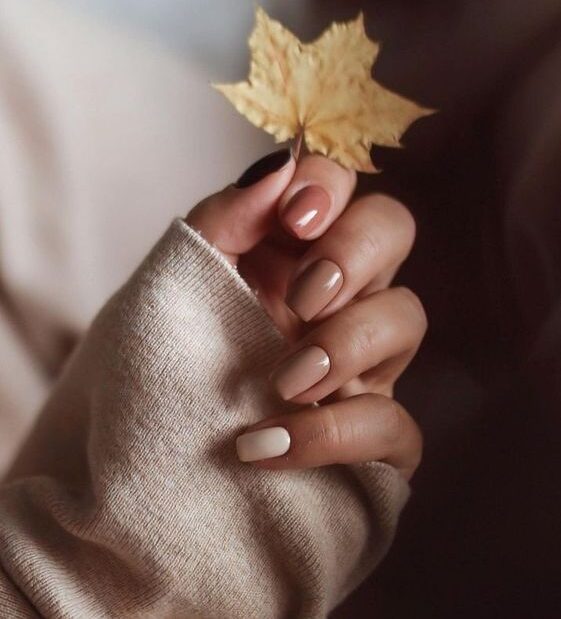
[0,218,408,617]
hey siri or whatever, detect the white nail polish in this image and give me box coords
[236,427,291,462]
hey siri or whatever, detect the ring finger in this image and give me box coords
[270,286,428,405]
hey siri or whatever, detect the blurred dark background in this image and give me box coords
[3,1,561,616]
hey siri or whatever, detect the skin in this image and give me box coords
[187,154,425,481]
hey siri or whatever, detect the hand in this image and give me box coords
[186,149,426,480]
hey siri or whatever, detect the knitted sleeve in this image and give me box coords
[0,219,409,618]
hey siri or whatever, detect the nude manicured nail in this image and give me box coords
[271,345,331,400]
[281,185,331,238]
[286,260,344,321]
[236,427,291,462]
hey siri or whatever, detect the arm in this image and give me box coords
[0,218,409,618]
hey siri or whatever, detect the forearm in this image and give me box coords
[1,220,408,618]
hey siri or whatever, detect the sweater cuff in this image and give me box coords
[137,217,286,368]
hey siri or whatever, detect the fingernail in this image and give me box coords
[286,260,343,321]
[235,148,293,188]
[236,427,291,462]
[281,185,331,239]
[271,345,330,400]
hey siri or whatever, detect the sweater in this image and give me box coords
[0,219,409,617]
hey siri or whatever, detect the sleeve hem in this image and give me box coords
[137,217,286,365]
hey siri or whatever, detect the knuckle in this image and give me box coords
[367,194,417,244]
[357,229,384,266]
[386,197,417,242]
[330,224,360,254]
[348,313,381,361]
[360,393,402,444]
[377,398,404,444]
[394,287,428,335]
[322,311,372,365]
[346,226,384,269]
[358,392,386,410]
[335,217,385,268]
[360,393,424,477]
[313,406,344,451]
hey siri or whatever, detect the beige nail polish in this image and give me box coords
[286,260,343,321]
[236,427,291,462]
[271,345,331,400]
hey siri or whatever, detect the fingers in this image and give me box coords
[270,286,428,404]
[285,194,417,321]
[236,393,423,480]
[186,148,296,264]
[278,154,356,240]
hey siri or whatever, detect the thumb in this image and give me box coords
[186,148,295,264]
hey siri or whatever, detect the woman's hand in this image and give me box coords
[186,149,426,480]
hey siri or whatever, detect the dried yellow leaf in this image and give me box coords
[214,7,433,173]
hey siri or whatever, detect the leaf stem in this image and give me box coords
[293,130,304,160]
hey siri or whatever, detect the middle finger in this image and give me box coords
[285,194,416,322]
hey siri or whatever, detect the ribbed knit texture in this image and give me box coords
[0,220,409,618]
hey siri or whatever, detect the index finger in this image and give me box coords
[278,154,356,240]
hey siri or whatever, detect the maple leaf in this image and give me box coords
[213,7,433,173]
